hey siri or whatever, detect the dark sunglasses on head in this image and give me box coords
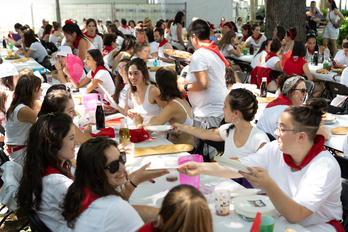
[104,152,127,174]
[293,88,308,94]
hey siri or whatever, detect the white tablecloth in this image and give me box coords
[229,53,254,64]
[147,60,175,83]
[323,114,348,152]
[308,63,340,82]
[2,54,45,72]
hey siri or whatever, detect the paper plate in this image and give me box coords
[66,54,84,84]
[234,195,276,219]
[146,166,178,171]
[214,156,251,173]
[146,125,172,132]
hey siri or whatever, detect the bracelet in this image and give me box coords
[129,180,137,188]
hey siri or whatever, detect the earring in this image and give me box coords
[232,117,240,125]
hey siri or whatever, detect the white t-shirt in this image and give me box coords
[240,141,342,232]
[220,44,234,57]
[29,42,48,63]
[87,69,115,98]
[118,26,131,35]
[37,174,73,231]
[38,27,44,40]
[334,50,348,66]
[343,133,348,158]
[219,123,269,159]
[245,35,267,48]
[63,195,144,232]
[186,48,228,117]
[257,104,289,136]
[149,41,159,55]
[251,50,267,68]
[117,36,124,47]
[341,67,348,88]
[92,35,103,53]
[263,56,280,70]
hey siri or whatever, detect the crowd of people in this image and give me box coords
[0,0,347,231]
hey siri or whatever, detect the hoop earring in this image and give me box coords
[232,116,240,125]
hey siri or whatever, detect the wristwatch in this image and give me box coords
[184,84,189,92]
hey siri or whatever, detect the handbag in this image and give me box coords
[328,12,342,29]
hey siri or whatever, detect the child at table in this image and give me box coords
[138,184,213,232]
[178,99,343,232]
[217,31,241,57]
[5,75,42,165]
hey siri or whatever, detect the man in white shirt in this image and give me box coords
[334,41,348,67]
[97,19,107,34]
[119,18,131,35]
[178,19,229,159]
[38,18,49,39]
[154,28,174,63]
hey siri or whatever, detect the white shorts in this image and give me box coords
[323,24,339,40]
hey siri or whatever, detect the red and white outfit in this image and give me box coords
[158,38,170,58]
[87,66,115,98]
[119,25,131,35]
[263,52,280,70]
[245,34,267,48]
[84,32,103,53]
[38,26,44,40]
[283,56,307,76]
[102,46,117,71]
[240,137,343,232]
[251,50,268,68]
[257,94,292,136]
[170,22,185,50]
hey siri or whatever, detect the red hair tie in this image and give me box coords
[65,20,73,25]
[223,22,233,30]
[242,25,248,30]
[288,29,297,40]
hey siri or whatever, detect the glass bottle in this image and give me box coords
[119,119,130,144]
[260,77,268,97]
[96,102,105,130]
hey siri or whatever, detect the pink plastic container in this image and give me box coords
[178,154,203,189]
[83,93,102,112]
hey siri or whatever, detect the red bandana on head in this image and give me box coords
[198,41,230,67]
[84,32,96,39]
[158,38,169,48]
[288,29,297,40]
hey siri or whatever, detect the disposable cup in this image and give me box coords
[214,189,231,216]
[260,215,275,232]
[243,48,248,55]
[165,160,178,182]
[88,110,96,125]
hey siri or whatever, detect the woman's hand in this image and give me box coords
[84,124,92,134]
[55,60,62,70]
[127,109,138,118]
[130,162,169,186]
[170,123,184,133]
[177,161,202,176]
[239,167,274,189]
[133,114,144,125]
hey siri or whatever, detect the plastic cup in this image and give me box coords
[214,189,231,216]
[165,160,178,182]
[326,65,332,71]
[9,44,13,50]
[243,48,248,55]
[178,154,203,189]
[323,63,328,69]
[260,216,275,232]
[114,122,121,143]
[88,110,96,125]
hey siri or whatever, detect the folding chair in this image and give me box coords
[325,81,348,100]
[236,71,249,83]
[304,80,315,99]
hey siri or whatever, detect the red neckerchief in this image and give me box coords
[42,33,47,39]
[165,28,169,34]
[138,222,158,232]
[308,48,315,55]
[327,220,345,232]
[265,52,278,62]
[252,34,262,41]
[83,32,96,39]
[288,29,297,40]
[121,83,126,89]
[44,165,73,178]
[138,37,145,42]
[266,94,292,108]
[41,26,44,29]
[51,30,57,35]
[91,66,107,80]
[73,34,84,50]
[121,25,130,30]
[242,36,248,42]
[220,23,223,28]
[198,41,230,67]
[158,38,169,48]
[79,187,99,215]
[283,135,326,171]
[102,46,114,56]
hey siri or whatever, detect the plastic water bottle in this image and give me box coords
[324,47,330,63]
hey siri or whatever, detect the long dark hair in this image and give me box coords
[254,38,272,57]
[16,113,73,211]
[62,23,83,39]
[276,26,286,41]
[0,90,6,115]
[61,137,126,228]
[112,38,135,59]
[87,49,115,82]
[156,67,183,101]
[329,0,338,9]
[126,58,150,93]
[159,184,213,232]
[86,18,97,29]
[241,24,252,38]
[6,75,41,121]
[113,59,130,104]
[284,99,327,141]
[225,88,258,136]
[43,24,52,35]
[23,31,39,48]
[0,76,15,91]
[38,90,72,116]
[109,24,125,39]
[173,12,185,25]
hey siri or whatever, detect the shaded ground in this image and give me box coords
[0,203,30,232]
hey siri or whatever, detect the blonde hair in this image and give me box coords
[159,185,213,232]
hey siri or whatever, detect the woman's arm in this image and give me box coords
[77,39,89,62]
[178,161,243,178]
[55,61,68,84]
[24,49,35,58]
[275,61,283,71]
[86,78,103,93]
[74,124,91,144]
[334,9,345,24]
[171,123,223,141]
[176,24,186,49]
[149,86,167,109]
[67,75,90,89]
[303,63,313,81]
[17,107,37,124]
[229,47,242,57]
[243,41,251,48]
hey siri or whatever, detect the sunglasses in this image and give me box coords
[293,88,308,94]
[104,152,127,174]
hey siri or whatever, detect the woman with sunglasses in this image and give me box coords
[178,99,343,232]
[61,136,165,231]
[283,41,324,97]
[257,75,329,140]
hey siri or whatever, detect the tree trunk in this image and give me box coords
[250,0,256,21]
[265,0,306,42]
[320,0,327,10]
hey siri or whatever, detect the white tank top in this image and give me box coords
[165,100,193,127]
[170,23,184,42]
[304,48,323,63]
[132,85,162,125]
[328,10,339,26]
[5,104,32,145]
[75,37,96,57]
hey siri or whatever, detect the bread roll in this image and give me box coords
[331,127,348,135]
